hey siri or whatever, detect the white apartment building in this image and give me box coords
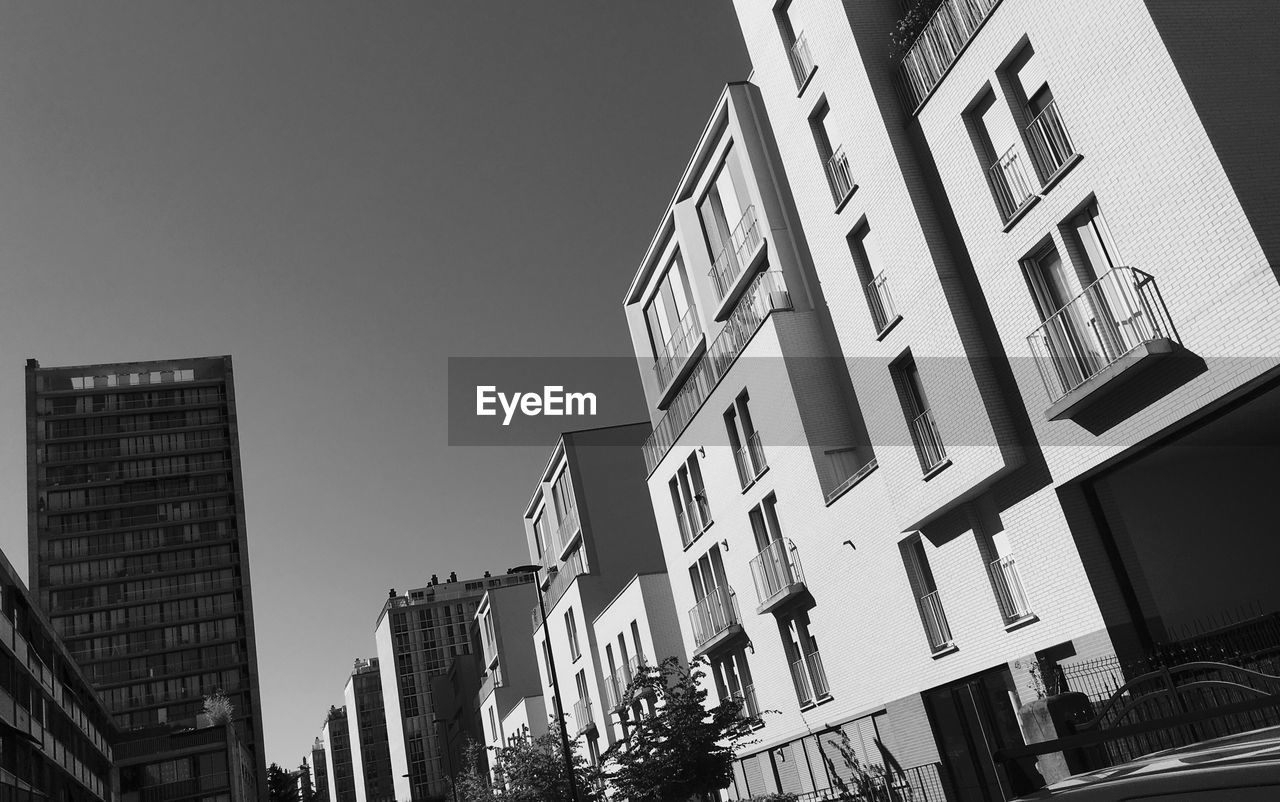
[622,0,1280,798]
[590,571,688,745]
[522,424,671,766]
[475,580,547,779]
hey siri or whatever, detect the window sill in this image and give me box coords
[1003,613,1039,633]
[738,465,769,494]
[681,520,714,552]
[798,693,834,712]
[875,314,903,341]
[825,458,878,506]
[796,65,817,98]
[1000,194,1040,233]
[1037,152,1083,195]
[834,185,858,214]
[921,458,953,481]
[930,643,959,660]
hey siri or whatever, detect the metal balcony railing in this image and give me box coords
[733,431,768,489]
[910,409,947,473]
[789,33,816,88]
[790,655,814,706]
[917,589,954,652]
[1027,267,1178,404]
[987,145,1036,222]
[572,697,595,735]
[989,556,1032,623]
[1025,99,1075,180]
[708,206,763,302]
[642,271,793,473]
[826,147,855,203]
[750,538,805,606]
[867,271,897,333]
[895,0,1001,113]
[689,586,741,649]
[652,308,704,391]
[676,492,713,548]
[789,650,829,707]
[734,683,760,721]
[825,450,877,504]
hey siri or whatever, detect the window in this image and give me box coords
[532,511,549,560]
[724,391,766,489]
[688,546,728,603]
[902,536,953,652]
[698,146,759,300]
[629,620,643,664]
[565,608,581,662]
[969,89,1035,223]
[810,101,853,204]
[644,253,700,389]
[1007,44,1076,181]
[550,468,578,534]
[775,1,815,89]
[779,610,828,706]
[848,222,899,335]
[668,452,712,547]
[892,356,946,474]
[711,649,757,721]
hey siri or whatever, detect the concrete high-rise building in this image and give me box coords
[621,0,1280,798]
[374,570,535,801]
[311,737,330,802]
[25,356,268,794]
[321,706,356,802]
[343,658,393,802]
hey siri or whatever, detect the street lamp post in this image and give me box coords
[432,718,460,802]
[512,563,581,802]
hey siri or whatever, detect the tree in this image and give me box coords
[298,757,316,802]
[484,720,604,802]
[450,740,498,802]
[202,690,234,725]
[267,762,300,802]
[604,656,761,802]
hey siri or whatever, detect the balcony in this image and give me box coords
[789,650,830,707]
[689,586,744,658]
[677,493,713,549]
[652,308,704,395]
[917,589,954,653]
[733,431,768,490]
[1025,100,1076,182]
[642,271,793,474]
[708,205,765,313]
[825,450,878,504]
[1027,267,1179,420]
[826,147,855,205]
[867,271,900,336]
[989,556,1033,624]
[554,505,582,561]
[572,697,596,735]
[750,539,807,615]
[895,0,1002,113]
[987,145,1036,224]
[789,33,816,90]
[606,655,648,712]
[910,409,947,474]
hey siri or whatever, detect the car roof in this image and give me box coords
[1018,726,1280,799]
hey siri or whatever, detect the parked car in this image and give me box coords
[1014,725,1280,799]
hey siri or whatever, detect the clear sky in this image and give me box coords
[0,1,750,769]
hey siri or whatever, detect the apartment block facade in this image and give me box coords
[25,357,267,797]
[311,737,330,802]
[343,658,393,802]
[0,549,116,801]
[621,0,1280,798]
[475,581,545,775]
[373,571,534,801]
[321,706,356,802]
[522,424,670,766]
